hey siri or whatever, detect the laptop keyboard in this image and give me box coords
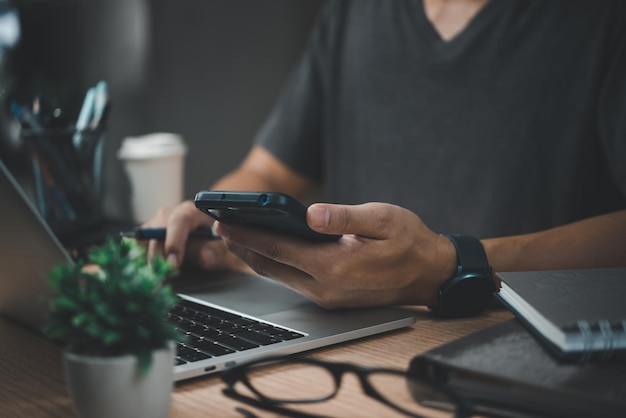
[167,300,306,365]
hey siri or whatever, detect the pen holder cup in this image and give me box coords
[20,127,105,239]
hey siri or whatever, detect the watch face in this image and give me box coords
[438,274,495,318]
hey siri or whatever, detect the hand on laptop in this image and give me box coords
[142,200,246,272]
[213,202,457,309]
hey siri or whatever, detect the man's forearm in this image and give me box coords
[483,210,626,273]
[209,145,312,198]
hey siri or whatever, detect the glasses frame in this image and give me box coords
[221,355,471,418]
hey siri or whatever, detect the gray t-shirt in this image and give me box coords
[255,0,626,238]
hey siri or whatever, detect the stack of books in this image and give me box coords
[409,268,626,417]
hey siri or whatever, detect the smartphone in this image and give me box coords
[194,191,341,243]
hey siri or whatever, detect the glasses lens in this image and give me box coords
[245,360,337,403]
[368,371,460,417]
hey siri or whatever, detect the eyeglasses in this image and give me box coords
[221,355,472,418]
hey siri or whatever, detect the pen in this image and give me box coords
[119,227,220,241]
[73,87,95,148]
[90,81,108,130]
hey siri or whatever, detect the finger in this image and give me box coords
[226,239,308,280]
[214,222,310,267]
[147,239,165,263]
[164,201,213,268]
[143,207,171,262]
[183,239,229,270]
[214,221,350,278]
[224,239,319,294]
[307,202,395,239]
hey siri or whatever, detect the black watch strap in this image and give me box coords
[434,234,495,318]
[442,234,491,275]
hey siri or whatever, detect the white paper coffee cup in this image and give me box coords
[117,132,187,223]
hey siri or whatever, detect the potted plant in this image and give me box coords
[44,238,184,418]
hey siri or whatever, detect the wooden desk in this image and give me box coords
[0,307,512,417]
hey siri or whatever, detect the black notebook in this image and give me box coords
[408,319,626,418]
[494,268,626,361]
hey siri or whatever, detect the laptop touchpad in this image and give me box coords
[173,269,311,317]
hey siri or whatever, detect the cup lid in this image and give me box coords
[117,132,187,160]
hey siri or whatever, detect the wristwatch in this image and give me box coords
[434,234,496,318]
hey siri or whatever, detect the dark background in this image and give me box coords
[3,0,324,221]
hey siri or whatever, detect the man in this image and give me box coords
[144,0,626,315]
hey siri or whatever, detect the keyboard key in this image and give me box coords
[249,323,305,340]
[231,329,281,345]
[231,317,259,327]
[179,300,240,320]
[177,345,212,363]
[214,335,259,351]
[193,339,236,357]
[195,327,224,340]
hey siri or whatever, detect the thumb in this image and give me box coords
[307,202,390,239]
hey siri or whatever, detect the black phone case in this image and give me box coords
[194,191,340,243]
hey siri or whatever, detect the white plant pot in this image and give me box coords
[63,343,174,418]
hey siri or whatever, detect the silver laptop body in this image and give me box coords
[0,159,416,381]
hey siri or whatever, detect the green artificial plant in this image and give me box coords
[44,238,184,374]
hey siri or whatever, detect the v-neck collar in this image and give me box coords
[413,0,506,53]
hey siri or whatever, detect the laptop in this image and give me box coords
[0,159,416,381]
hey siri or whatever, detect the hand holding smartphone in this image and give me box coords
[193,191,340,243]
